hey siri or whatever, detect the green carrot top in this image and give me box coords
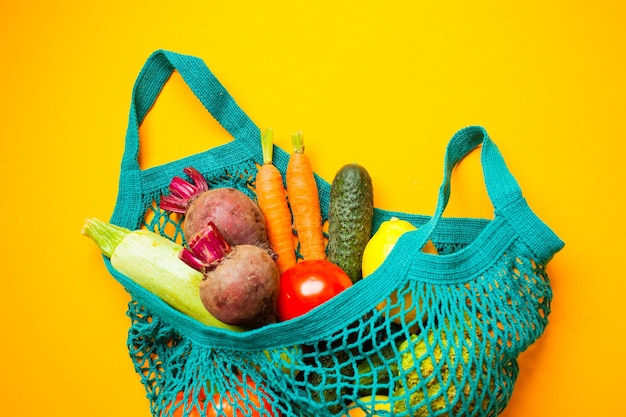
[261,127,275,165]
[291,131,305,154]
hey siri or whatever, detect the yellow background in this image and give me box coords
[1,1,623,416]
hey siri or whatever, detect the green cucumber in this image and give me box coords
[327,163,374,283]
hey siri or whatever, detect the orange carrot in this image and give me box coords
[255,128,297,273]
[286,131,326,261]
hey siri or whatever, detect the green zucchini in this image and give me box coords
[327,163,374,283]
[81,218,244,332]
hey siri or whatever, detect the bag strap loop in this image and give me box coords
[112,50,262,229]
[121,49,261,173]
[410,126,524,250]
[441,125,522,213]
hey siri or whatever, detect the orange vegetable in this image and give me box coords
[166,388,206,417]
[165,376,279,417]
[255,128,297,273]
[286,131,326,261]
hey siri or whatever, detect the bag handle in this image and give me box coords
[409,126,524,250]
[121,49,262,172]
[439,125,522,213]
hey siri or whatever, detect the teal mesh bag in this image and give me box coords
[104,50,564,417]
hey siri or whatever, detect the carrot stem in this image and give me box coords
[291,131,305,154]
[261,127,275,165]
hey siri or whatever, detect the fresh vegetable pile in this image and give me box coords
[83,128,404,410]
[82,128,382,411]
[82,127,545,417]
[84,129,383,331]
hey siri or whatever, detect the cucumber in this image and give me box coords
[327,163,374,283]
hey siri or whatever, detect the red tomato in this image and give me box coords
[167,376,278,417]
[277,259,353,321]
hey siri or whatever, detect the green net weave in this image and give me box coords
[103,50,564,417]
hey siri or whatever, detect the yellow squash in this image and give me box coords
[361,217,437,326]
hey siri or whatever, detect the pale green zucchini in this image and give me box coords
[81,218,243,332]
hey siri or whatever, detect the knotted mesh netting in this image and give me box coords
[110,156,555,417]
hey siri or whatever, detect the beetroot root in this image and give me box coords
[199,244,280,328]
[160,167,271,250]
[185,187,270,250]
